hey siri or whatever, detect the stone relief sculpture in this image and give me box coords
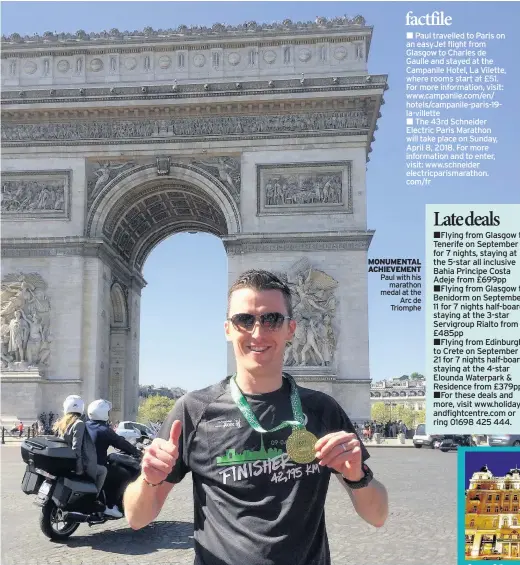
[192,157,241,204]
[282,260,338,367]
[1,273,51,371]
[1,178,66,213]
[3,111,369,143]
[87,161,136,205]
[264,172,342,206]
[75,57,83,73]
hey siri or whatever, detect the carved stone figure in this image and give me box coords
[1,318,12,368]
[88,162,135,204]
[264,171,342,207]
[42,59,50,76]
[8,310,28,362]
[1,178,66,214]
[282,261,338,367]
[75,57,83,73]
[193,157,241,204]
[1,273,51,369]
[299,319,325,366]
[144,55,151,72]
[9,60,16,75]
[21,311,44,365]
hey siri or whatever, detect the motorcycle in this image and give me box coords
[439,434,475,452]
[20,435,141,541]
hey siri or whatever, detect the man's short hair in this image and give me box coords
[227,269,293,317]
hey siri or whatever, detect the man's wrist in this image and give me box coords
[342,469,364,482]
[141,474,165,487]
[341,464,374,489]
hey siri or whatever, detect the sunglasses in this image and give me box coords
[228,312,291,332]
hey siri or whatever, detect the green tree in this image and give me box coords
[371,402,390,423]
[414,409,426,427]
[137,395,175,423]
[409,372,424,380]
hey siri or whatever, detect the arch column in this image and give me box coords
[107,282,129,422]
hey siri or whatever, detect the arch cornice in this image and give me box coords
[86,162,241,240]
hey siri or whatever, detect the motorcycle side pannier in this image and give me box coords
[21,465,44,494]
[53,477,98,508]
[21,436,77,475]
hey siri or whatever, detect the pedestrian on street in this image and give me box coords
[124,270,388,565]
[17,421,24,437]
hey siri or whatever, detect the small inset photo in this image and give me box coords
[460,447,520,564]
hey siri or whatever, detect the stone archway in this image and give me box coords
[1,17,385,424]
[85,162,239,420]
[87,161,240,272]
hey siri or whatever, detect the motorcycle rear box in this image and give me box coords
[21,436,77,475]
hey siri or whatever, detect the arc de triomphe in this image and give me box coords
[1,17,387,424]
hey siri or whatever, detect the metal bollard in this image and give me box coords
[1,427,5,445]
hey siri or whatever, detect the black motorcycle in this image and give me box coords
[21,435,141,540]
[439,434,475,452]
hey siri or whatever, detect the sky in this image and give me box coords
[466,451,520,490]
[2,1,519,392]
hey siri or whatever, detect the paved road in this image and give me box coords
[1,444,457,565]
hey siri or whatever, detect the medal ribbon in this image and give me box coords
[230,373,305,433]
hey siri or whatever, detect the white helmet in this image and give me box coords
[88,399,112,421]
[63,395,85,415]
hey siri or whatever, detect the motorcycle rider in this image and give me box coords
[53,395,107,495]
[86,399,140,518]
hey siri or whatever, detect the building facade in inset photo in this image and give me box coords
[466,464,520,559]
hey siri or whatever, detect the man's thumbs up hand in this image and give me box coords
[141,420,182,486]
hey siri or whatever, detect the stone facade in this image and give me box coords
[370,378,426,411]
[0,18,386,424]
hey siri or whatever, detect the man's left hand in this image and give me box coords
[315,432,363,481]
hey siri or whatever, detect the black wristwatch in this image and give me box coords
[342,463,373,489]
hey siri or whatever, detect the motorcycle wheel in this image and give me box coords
[40,502,80,541]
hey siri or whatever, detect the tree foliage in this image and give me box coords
[139,384,187,400]
[137,395,175,423]
[409,372,425,380]
[370,402,424,430]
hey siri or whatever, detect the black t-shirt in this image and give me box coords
[158,376,370,565]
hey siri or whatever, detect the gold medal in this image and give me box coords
[286,429,318,464]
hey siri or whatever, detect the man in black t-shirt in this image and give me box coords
[124,270,388,565]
